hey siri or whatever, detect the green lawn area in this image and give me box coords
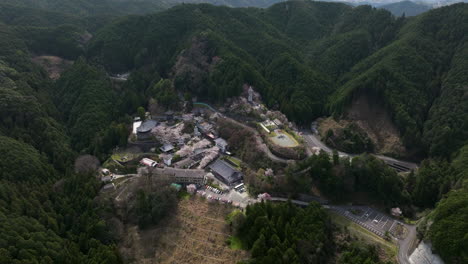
[268,131,278,137]
[111,152,138,162]
[224,156,242,168]
[226,236,246,250]
[102,158,124,169]
[177,190,191,200]
[328,211,398,259]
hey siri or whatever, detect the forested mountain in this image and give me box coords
[379,1,431,16]
[0,1,467,263]
[88,1,467,157]
[0,17,122,263]
[1,0,286,16]
[0,0,167,16]
[86,3,467,261]
[168,0,285,7]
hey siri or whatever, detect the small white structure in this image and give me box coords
[259,123,270,134]
[273,119,283,127]
[132,121,142,135]
[214,138,228,153]
[262,119,276,128]
[140,158,157,167]
[163,155,173,166]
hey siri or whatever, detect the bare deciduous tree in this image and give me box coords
[74,155,100,174]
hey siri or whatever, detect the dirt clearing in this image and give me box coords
[319,95,406,156]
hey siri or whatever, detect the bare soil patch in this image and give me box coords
[319,95,406,156]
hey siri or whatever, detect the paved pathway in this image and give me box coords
[195,102,289,164]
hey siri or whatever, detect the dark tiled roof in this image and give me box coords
[137,120,158,133]
[209,159,242,184]
[160,143,174,152]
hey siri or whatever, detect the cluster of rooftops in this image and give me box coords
[132,110,242,187]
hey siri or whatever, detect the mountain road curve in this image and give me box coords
[301,129,419,172]
[194,102,418,170]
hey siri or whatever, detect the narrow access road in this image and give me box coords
[222,116,289,164]
[195,102,289,164]
[269,196,417,264]
[398,224,417,264]
[302,130,419,171]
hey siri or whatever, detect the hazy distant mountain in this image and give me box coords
[168,0,285,8]
[324,0,467,7]
[380,1,431,16]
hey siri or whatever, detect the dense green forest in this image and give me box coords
[86,2,467,262]
[88,1,467,157]
[287,152,409,206]
[0,1,467,263]
[235,202,389,264]
[238,202,333,264]
[0,0,166,16]
[0,12,121,262]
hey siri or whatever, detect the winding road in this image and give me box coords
[399,224,417,264]
[270,197,417,264]
[302,130,419,172]
[195,102,290,164]
[194,102,419,263]
[196,102,418,171]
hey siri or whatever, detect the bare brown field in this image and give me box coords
[120,197,248,264]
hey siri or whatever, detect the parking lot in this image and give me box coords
[330,205,400,238]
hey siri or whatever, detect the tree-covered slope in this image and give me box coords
[0,1,466,263]
[329,3,467,157]
[1,0,167,16]
[88,3,337,121]
[0,21,121,263]
[88,1,467,156]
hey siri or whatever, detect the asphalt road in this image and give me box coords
[302,130,418,172]
[399,224,417,264]
[194,102,289,164]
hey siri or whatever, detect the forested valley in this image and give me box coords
[0,0,466,263]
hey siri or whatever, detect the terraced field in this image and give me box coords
[150,198,248,264]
